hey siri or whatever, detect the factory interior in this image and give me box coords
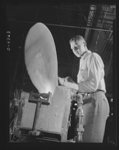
[7,2,118,145]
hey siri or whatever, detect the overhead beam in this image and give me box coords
[8,19,113,32]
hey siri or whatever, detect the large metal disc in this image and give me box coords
[24,23,58,95]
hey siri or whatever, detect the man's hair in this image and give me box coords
[69,35,87,46]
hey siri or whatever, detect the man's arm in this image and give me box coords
[58,77,79,90]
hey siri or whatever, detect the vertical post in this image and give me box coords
[75,93,84,142]
[29,92,51,136]
[32,101,42,131]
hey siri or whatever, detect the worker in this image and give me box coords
[59,35,110,143]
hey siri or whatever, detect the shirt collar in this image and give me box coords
[80,51,88,58]
[80,50,91,59]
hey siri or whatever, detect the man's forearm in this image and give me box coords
[64,81,79,90]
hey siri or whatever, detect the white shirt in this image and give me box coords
[77,50,106,93]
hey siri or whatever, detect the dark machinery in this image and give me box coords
[9,88,84,143]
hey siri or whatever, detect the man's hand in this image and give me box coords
[58,77,78,90]
[58,77,65,85]
[65,76,74,83]
[58,77,71,86]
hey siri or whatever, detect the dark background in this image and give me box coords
[6,2,117,144]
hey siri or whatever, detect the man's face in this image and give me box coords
[70,40,85,57]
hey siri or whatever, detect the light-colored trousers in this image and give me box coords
[82,91,110,143]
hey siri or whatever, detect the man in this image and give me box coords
[59,35,110,143]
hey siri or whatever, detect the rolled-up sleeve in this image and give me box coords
[78,53,104,93]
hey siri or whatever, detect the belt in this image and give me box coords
[79,89,105,97]
[88,89,105,94]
